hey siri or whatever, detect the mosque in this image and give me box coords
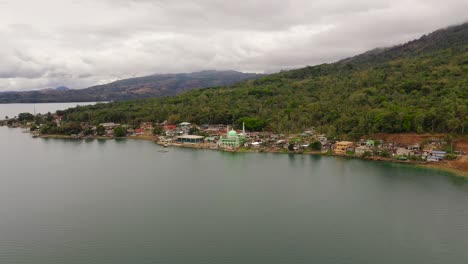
[219,123,247,148]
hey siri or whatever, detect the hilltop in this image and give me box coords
[58,23,467,138]
[0,70,263,103]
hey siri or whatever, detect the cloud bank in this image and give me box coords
[0,0,467,91]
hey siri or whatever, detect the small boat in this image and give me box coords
[163,143,168,147]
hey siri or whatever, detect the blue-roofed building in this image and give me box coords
[427,156,442,162]
[427,150,447,162]
[431,151,447,158]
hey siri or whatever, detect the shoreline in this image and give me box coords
[159,141,468,178]
[32,132,468,178]
[416,163,468,178]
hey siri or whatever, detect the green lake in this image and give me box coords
[0,125,467,263]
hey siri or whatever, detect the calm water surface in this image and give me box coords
[0,102,98,118]
[0,105,467,264]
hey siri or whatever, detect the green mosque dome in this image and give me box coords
[228,130,238,137]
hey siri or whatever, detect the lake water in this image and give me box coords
[0,105,468,263]
[0,102,98,118]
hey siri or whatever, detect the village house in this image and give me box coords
[249,141,262,148]
[355,146,372,156]
[202,124,226,133]
[140,122,154,130]
[423,144,438,152]
[177,122,192,134]
[176,135,205,144]
[100,122,119,130]
[300,144,310,149]
[163,124,177,131]
[380,142,395,150]
[396,147,411,157]
[426,150,447,162]
[204,136,218,143]
[365,140,375,148]
[408,144,421,151]
[333,141,354,155]
[162,124,177,137]
[134,128,145,136]
[54,115,63,127]
[322,142,333,151]
[317,135,328,145]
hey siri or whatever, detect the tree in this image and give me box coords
[83,127,94,136]
[189,126,199,135]
[18,113,34,122]
[167,114,181,124]
[96,125,105,136]
[45,112,54,122]
[61,122,82,135]
[39,122,58,134]
[152,126,163,135]
[309,141,322,151]
[114,126,127,137]
[238,117,267,131]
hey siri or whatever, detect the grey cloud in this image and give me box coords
[0,0,467,91]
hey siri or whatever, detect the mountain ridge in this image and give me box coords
[338,22,468,66]
[0,70,264,103]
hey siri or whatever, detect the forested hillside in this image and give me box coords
[0,71,262,103]
[61,23,468,139]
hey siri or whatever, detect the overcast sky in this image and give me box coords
[0,0,466,91]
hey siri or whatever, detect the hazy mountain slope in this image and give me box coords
[0,70,263,103]
[339,23,468,66]
[60,23,468,137]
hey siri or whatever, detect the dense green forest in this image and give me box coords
[60,23,468,139]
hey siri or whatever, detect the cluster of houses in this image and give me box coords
[0,116,459,163]
[327,139,451,162]
[154,122,457,163]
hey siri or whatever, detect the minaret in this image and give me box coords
[242,122,245,135]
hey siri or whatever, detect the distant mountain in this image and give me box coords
[0,70,263,103]
[61,22,468,136]
[54,86,70,91]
